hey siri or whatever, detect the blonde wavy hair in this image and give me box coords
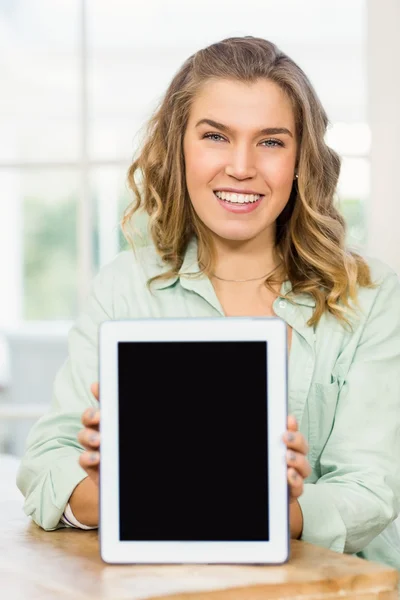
[123,36,375,327]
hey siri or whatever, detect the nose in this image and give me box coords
[224,145,257,180]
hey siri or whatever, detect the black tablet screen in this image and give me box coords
[118,340,269,542]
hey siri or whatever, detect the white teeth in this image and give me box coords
[215,191,261,204]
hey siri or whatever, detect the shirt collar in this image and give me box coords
[151,237,203,288]
[279,280,316,308]
[154,237,316,308]
[178,236,201,277]
[152,238,317,347]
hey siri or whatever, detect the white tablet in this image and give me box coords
[99,317,289,564]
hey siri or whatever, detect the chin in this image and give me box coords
[210,225,263,243]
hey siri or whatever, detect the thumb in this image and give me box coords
[90,382,100,402]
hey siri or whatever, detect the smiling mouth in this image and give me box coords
[213,191,264,204]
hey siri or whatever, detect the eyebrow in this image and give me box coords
[195,118,293,138]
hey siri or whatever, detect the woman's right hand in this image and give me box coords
[78,382,100,486]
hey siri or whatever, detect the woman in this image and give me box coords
[17,37,400,569]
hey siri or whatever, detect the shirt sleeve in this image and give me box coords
[16,263,116,531]
[298,270,400,553]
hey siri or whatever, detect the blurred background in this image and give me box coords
[0,0,399,456]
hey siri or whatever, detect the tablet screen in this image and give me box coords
[118,340,269,542]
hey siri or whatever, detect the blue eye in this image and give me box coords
[203,133,226,142]
[202,133,284,147]
[260,139,284,148]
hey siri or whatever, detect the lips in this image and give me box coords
[214,191,262,204]
[213,188,264,195]
[213,191,263,214]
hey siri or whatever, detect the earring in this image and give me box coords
[294,173,298,180]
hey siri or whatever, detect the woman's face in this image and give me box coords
[183,78,297,244]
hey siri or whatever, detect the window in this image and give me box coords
[0,0,368,324]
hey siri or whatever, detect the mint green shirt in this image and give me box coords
[17,238,400,571]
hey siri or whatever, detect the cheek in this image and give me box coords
[186,145,224,186]
[259,153,296,192]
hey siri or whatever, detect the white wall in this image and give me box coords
[367,0,400,275]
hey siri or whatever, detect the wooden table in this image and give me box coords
[1,455,398,599]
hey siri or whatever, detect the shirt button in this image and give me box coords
[279,300,286,308]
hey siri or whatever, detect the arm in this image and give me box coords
[68,477,99,527]
[16,264,115,531]
[290,500,304,539]
[298,270,400,553]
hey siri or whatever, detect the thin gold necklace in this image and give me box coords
[212,264,279,283]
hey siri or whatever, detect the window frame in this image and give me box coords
[0,0,375,324]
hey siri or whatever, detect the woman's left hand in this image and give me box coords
[283,415,311,538]
[284,415,312,523]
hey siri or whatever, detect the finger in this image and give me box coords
[288,467,304,499]
[287,415,298,432]
[283,431,309,455]
[77,427,101,450]
[91,382,100,401]
[79,450,100,468]
[287,450,312,479]
[81,407,100,428]
[79,452,100,486]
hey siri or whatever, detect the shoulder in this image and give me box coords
[315,256,400,380]
[87,242,168,318]
[338,255,400,347]
[317,255,399,338]
[356,255,400,315]
[93,242,165,287]
[363,255,398,285]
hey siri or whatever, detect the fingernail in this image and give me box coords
[287,432,295,442]
[288,451,296,462]
[89,452,99,463]
[290,470,298,481]
[89,433,99,443]
[88,409,96,420]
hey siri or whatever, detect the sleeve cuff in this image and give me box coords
[298,482,347,553]
[61,502,97,530]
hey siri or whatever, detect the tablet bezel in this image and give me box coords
[99,317,289,564]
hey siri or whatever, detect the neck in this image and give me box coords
[211,231,280,281]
